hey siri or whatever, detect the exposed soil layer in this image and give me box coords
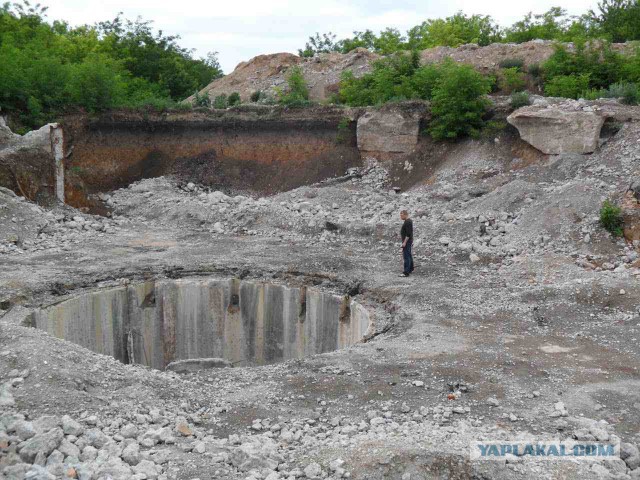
[61,107,361,208]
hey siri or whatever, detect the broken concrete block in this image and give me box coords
[165,358,232,373]
[357,110,420,154]
[507,106,605,154]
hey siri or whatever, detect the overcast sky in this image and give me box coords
[45,0,598,73]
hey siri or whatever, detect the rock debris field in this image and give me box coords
[1,113,640,480]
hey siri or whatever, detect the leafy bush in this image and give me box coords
[193,90,211,107]
[278,66,310,106]
[481,119,507,138]
[544,74,591,98]
[498,67,526,93]
[584,82,639,104]
[510,91,531,109]
[543,42,624,91]
[339,56,491,139]
[174,101,194,111]
[621,47,640,83]
[228,92,241,106]
[607,82,639,104]
[583,87,608,100]
[338,52,439,106]
[428,61,492,140]
[599,200,624,236]
[499,58,525,71]
[213,94,228,109]
[64,55,127,112]
[527,63,543,78]
[250,90,264,102]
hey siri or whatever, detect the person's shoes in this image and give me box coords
[399,273,409,277]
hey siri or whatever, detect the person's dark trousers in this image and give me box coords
[403,241,414,275]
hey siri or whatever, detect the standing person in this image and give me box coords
[399,210,414,277]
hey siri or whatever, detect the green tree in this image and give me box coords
[504,7,589,43]
[278,66,310,106]
[544,74,591,98]
[373,28,406,54]
[428,61,491,140]
[96,14,223,99]
[338,30,377,53]
[298,32,339,57]
[543,41,624,90]
[65,54,126,111]
[588,0,640,42]
[407,12,502,49]
[621,47,640,82]
[0,2,223,129]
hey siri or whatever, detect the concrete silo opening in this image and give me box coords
[31,278,372,370]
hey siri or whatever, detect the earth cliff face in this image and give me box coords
[0,117,59,205]
[60,106,362,209]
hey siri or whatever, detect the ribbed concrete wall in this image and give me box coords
[32,278,372,369]
[34,286,129,362]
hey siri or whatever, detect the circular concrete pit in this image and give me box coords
[30,278,372,370]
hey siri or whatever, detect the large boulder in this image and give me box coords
[18,428,63,463]
[507,105,605,154]
[357,109,421,154]
[229,437,283,472]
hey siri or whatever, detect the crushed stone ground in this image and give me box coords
[1,123,640,480]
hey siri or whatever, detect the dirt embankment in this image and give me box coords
[0,117,58,205]
[193,40,634,103]
[61,106,362,208]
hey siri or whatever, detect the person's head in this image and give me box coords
[400,209,409,220]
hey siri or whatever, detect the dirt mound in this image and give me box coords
[419,40,558,72]
[190,48,378,103]
[191,41,632,104]
[197,52,302,102]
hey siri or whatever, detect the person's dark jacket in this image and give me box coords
[401,218,413,243]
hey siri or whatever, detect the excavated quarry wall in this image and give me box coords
[3,104,434,209]
[61,108,361,209]
[31,278,372,370]
[0,117,63,205]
